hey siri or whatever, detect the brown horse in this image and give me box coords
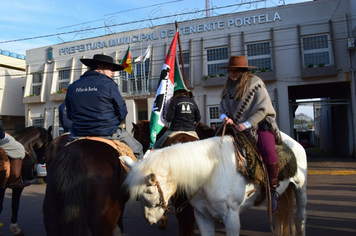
[0,126,53,236]
[43,139,130,236]
[44,133,70,172]
[132,120,215,236]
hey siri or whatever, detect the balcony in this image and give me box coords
[49,93,66,102]
[301,65,338,79]
[23,95,45,104]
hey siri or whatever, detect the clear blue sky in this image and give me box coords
[0,0,310,55]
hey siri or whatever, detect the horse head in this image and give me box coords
[120,155,177,225]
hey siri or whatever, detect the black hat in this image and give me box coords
[80,54,124,71]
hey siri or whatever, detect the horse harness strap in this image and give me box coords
[155,179,201,215]
[218,120,277,234]
[25,150,39,165]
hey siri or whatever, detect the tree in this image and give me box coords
[294,113,314,129]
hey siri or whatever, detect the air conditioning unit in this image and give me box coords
[347,38,356,49]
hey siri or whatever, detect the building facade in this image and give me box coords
[0,51,26,133]
[23,0,356,157]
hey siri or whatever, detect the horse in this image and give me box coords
[131,120,215,236]
[0,126,53,236]
[121,131,308,236]
[43,138,132,236]
[44,133,70,172]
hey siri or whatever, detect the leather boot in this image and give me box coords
[266,162,279,212]
[8,159,31,189]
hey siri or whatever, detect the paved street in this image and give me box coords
[0,153,355,236]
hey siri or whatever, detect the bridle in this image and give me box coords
[154,179,201,215]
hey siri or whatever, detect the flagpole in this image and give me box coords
[175,21,189,91]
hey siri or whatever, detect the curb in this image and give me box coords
[308,170,356,175]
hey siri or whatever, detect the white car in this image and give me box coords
[37,163,47,184]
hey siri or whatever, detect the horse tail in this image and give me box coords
[274,183,297,236]
[51,151,90,235]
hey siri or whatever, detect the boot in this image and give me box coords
[266,162,279,212]
[8,159,31,189]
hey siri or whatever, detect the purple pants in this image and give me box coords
[256,127,278,164]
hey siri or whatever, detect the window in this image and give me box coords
[207,47,228,76]
[302,35,331,68]
[118,58,151,95]
[208,106,222,128]
[32,118,44,128]
[178,52,189,80]
[246,42,272,71]
[58,69,70,91]
[32,73,42,95]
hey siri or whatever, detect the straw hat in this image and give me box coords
[219,56,257,69]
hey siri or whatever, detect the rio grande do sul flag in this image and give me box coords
[119,45,132,74]
[149,30,187,147]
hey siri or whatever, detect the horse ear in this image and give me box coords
[47,126,53,134]
[146,173,157,186]
[119,155,136,169]
[132,123,138,132]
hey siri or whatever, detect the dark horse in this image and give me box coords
[43,139,130,236]
[0,126,53,236]
[132,120,215,236]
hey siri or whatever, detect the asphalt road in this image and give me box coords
[0,174,355,236]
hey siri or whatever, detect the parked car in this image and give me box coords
[299,139,309,147]
[37,163,47,184]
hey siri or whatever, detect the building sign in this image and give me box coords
[59,12,281,56]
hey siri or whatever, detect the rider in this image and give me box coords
[65,54,143,159]
[218,56,282,212]
[58,88,72,133]
[153,89,201,149]
[0,115,31,188]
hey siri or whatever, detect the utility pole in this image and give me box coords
[205,0,210,17]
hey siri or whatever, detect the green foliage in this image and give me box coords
[307,64,314,68]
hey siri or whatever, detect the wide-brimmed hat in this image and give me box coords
[219,56,257,69]
[80,54,124,71]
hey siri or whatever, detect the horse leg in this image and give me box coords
[194,209,215,236]
[292,184,307,236]
[10,188,24,236]
[0,187,5,214]
[224,209,241,236]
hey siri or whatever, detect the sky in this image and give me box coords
[0,0,310,56]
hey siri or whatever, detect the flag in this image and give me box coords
[134,45,151,63]
[149,30,187,147]
[119,46,132,74]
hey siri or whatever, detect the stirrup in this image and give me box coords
[271,190,280,213]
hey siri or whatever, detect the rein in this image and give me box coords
[155,180,200,215]
[218,119,276,234]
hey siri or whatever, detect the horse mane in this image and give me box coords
[125,136,236,200]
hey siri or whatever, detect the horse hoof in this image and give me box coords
[14,232,24,236]
[158,215,168,229]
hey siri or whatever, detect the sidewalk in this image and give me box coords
[306,148,356,175]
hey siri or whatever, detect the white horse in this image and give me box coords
[121,132,307,236]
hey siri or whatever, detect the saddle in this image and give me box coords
[69,137,137,173]
[216,125,297,197]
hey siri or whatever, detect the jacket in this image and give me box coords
[65,70,127,137]
[166,95,201,131]
[58,102,73,133]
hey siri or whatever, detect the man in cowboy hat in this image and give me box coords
[65,54,143,159]
[218,55,282,212]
